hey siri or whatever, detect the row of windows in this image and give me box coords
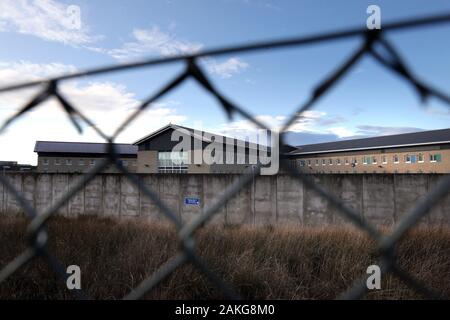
[299,153,443,167]
[158,166,188,173]
[41,159,136,166]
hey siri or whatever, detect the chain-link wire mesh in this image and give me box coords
[1,13,450,300]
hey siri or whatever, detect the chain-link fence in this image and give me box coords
[1,12,450,300]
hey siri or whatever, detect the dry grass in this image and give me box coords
[0,216,449,299]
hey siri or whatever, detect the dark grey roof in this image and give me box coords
[34,141,137,155]
[133,123,270,149]
[289,128,450,155]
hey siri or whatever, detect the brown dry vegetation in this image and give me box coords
[0,216,449,299]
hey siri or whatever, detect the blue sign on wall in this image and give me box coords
[184,197,200,205]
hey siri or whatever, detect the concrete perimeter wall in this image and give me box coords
[0,173,449,226]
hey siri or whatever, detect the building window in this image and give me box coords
[328,159,333,165]
[307,160,311,166]
[315,159,319,166]
[382,155,387,164]
[430,154,442,163]
[363,156,372,165]
[345,158,349,165]
[90,159,95,166]
[79,160,85,166]
[336,158,341,165]
[405,154,411,163]
[158,151,188,173]
[322,159,326,166]
[299,160,305,167]
[352,157,358,165]
[418,154,424,163]
[55,159,61,166]
[42,159,49,166]
[393,155,399,164]
[372,156,377,164]
[410,155,417,163]
[66,159,72,166]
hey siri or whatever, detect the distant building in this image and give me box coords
[34,124,271,174]
[34,141,138,173]
[134,123,271,174]
[0,161,35,173]
[287,128,450,174]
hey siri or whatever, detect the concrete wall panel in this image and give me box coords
[394,174,428,225]
[139,175,162,221]
[120,176,139,216]
[276,175,303,225]
[102,175,120,217]
[363,175,395,225]
[84,176,103,215]
[5,174,22,216]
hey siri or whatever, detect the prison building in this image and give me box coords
[0,161,36,173]
[34,141,138,173]
[287,128,450,174]
[133,123,270,174]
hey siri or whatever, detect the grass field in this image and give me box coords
[0,216,449,299]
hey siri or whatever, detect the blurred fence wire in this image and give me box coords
[1,13,450,300]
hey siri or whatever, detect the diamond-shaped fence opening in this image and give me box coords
[1,13,450,300]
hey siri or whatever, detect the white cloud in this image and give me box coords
[0,0,98,45]
[95,26,203,61]
[201,111,328,142]
[204,58,249,79]
[327,127,355,138]
[355,125,424,137]
[93,26,249,78]
[0,60,187,164]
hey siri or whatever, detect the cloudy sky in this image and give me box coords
[0,0,450,164]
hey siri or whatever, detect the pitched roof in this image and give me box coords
[34,141,137,155]
[133,123,266,149]
[289,128,450,155]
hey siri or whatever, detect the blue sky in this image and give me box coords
[0,0,450,164]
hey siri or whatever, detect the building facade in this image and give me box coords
[0,161,35,173]
[34,141,138,173]
[134,124,270,174]
[287,129,450,174]
[34,125,270,174]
